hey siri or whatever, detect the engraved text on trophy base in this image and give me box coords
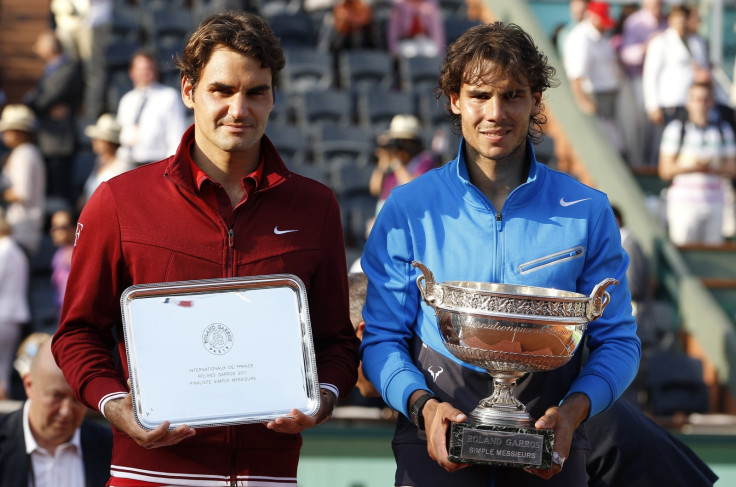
[449,422,554,469]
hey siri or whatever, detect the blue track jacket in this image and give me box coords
[360,139,641,421]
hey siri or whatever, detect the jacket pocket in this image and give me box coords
[518,246,585,274]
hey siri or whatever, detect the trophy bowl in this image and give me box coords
[412,261,617,468]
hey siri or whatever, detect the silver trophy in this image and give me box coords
[412,261,617,469]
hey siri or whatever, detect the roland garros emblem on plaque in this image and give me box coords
[203,323,234,355]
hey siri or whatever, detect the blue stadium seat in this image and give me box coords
[339,50,394,93]
[282,48,334,93]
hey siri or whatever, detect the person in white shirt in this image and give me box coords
[0,210,30,399]
[643,5,709,128]
[0,105,46,256]
[658,80,736,245]
[0,337,112,487]
[563,1,624,154]
[116,50,188,166]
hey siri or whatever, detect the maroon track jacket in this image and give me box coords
[52,126,359,486]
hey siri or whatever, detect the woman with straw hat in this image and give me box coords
[0,104,46,256]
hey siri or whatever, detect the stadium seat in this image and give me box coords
[282,48,334,93]
[646,350,709,416]
[398,55,442,93]
[293,90,354,130]
[265,123,310,167]
[444,16,481,45]
[356,90,417,136]
[339,50,394,93]
[313,124,373,168]
[269,13,317,47]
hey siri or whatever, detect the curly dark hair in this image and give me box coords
[436,22,558,144]
[174,11,285,93]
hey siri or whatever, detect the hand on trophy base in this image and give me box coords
[448,422,554,469]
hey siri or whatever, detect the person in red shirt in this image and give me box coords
[51,11,359,487]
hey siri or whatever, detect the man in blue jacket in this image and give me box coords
[360,22,641,486]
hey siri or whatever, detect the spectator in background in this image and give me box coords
[643,5,709,128]
[553,0,589,58]
[658,80,736,246]
[563,1,624,156]
[0,337,113,486]
[331,0,374,51]
[618,0,666,167]
[0,209,30,399]
[0,105,46,256]
[12,332,51,382]
[116,50,188,166]
[619,0,666,96]
[347,272,381,400]
[369,114,438,214]
[387,0,445,58]
[24,30,83,206]
[49,209,77,321]
[50,0,114,123]
[79,113,131,207]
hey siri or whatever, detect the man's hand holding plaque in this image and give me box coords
[104,382,196,449]
[266,388,336,434]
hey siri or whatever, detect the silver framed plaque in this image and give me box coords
[120,275,320,430]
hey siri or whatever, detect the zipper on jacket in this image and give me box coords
[518,246,585,274]
[229,425,237,486]
[228,228,235,248]
[496,212,503,232]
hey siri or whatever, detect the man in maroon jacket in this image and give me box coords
[51,11,359,487]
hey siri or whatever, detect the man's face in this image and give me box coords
[129,55,158,88]
[24,363,86,450]
[570,0,587,23]
[670,12,687,37]
[589,11,609,32]
[643,0,663,17]
[182,46,274,162]
[1,130,22,148]
[686,85,713,125]
[450,66,541,165]
[50,212,75,247]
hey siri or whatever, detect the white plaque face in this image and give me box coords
[120,275,319,430]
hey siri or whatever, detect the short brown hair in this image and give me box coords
[436,22,557,143]
[174,11,285,93]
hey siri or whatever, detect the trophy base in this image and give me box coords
[448,422,554,469]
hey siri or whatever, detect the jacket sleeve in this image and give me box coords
[309,193,360,399]
[565,202,642,418]
[360,197,429,417]
[51,183,130,412]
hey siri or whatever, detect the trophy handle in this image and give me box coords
[412,261,441,309]
[588,278,619,321]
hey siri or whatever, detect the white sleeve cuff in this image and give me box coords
[98,391,128,418]
[319,383,339,399]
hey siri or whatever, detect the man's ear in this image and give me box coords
[532,91,542,114]
[450,93,461,115]
[181,77,195,109]
[357,321,366,341]
[22,374,33,399]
